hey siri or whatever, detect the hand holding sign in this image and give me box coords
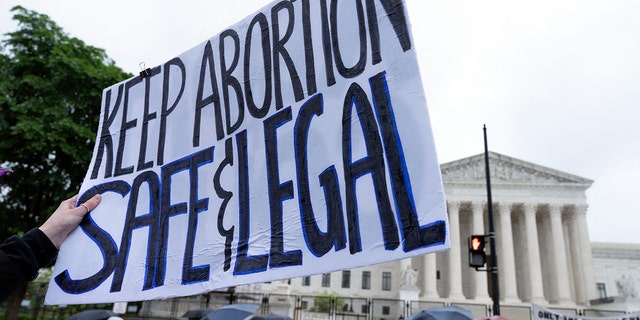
[39,194,102,249]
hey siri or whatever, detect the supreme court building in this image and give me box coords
[259,151,602,310]
[436,151,596,305]
[144,151,639,319]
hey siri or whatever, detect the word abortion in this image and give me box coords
[89,0,412,179]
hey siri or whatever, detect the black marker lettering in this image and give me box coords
[330,0,367,78]
[215,138,235,271]
[319,0,336,86]
[271,1,305,109]
[220,29,245,135]
[369,72,445,251]
[157,58,186,166]
[182,147,214,284]
[300,0,317,95]
[367,0,412,54]
[155,155,190,287]
[264,107,302,268]
[234,130,269,274]
[115,78,141,177]
[91,85,123,179]
[342,81,399,253]
[244,13,273,119]
[54,181,131,293]
[194,41,224,145]
[138,66,161,171]
[295,94,346,256]
[111,171,161,292]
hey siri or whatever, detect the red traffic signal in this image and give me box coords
[469,235,486,268]
[471,235,484,251]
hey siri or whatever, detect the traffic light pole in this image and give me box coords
[483,125,501,316]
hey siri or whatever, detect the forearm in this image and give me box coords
[0,229,58,301]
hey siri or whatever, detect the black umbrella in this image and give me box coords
[66,309,118,320]
[250,313,293,320]
[409,306,474,320]
[201,304,260,320]
[183,308,216,319]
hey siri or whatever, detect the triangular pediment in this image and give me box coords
[440,151,593,186]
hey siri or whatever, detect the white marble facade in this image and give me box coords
[436,151,597,306]
[276,151,600,307]
[591,242,640,311]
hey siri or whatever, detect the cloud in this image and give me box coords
[1,0,638,243]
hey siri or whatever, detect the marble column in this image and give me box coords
[568,211,585,304]
[422,254,439,298]
[523,203,547,304]
[471,201,490,300]
[576,204,598,302]
[447,201,465,300]
[549,204,573,304]
[497,202,520,302]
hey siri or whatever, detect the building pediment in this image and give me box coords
[440,151,593,186]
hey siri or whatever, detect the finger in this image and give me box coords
[64,194,80,209]
[80,194,102,212]
[69,194,79,203]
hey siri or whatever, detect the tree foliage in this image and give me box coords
[0,6,131,241]
[312,291,345,313]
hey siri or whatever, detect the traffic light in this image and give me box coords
[469,235,486,268]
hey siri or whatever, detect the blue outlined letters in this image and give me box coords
[56,72,445,294]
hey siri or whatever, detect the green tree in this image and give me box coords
[0,5,131,239]
[0,5,131,316]
[312,291,345,313]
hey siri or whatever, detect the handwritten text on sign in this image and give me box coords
[46,0,449,304]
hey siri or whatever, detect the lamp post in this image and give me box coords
[483,125,501,316]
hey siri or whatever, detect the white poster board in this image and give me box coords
[46,0,449,304]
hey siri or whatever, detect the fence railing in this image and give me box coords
[0,282,631,320]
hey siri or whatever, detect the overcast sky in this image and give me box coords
[1,0,638,244]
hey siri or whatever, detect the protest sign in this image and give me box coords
[46,0,449,304]
[533,305,640,320]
